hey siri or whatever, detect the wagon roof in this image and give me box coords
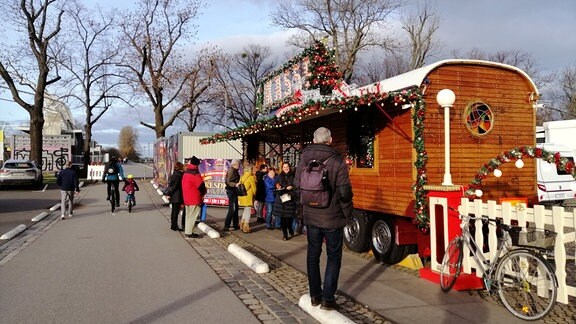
[199,59,538,145]
[360,59,539,95]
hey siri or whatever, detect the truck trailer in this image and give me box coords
[154,132,242,206]
[201,42,541,264]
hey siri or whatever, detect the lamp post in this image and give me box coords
[437,89,456,186]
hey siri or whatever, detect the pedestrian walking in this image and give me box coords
[294,127,353,311]
[238,165,256,233]
[254,164,268,223]
[57,161,80,220]
[272,162,297,240]
[182,156,207,238]
[224,159,241,231]
[163,162,185,231]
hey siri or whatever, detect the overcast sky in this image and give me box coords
[1,0,575,154]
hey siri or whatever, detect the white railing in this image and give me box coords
[87,164,105,181]
[454,198,576,304]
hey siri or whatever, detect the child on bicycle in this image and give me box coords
[122,174,140,206]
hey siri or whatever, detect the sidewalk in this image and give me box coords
[0,182,261,323]
[199,201,576,323]
[1,181,574,323]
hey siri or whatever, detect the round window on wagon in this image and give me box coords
[463,101,494,136]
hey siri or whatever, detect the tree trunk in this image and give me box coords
[83,122,93,168]
[154,103,166,138]
[29,109,44,169]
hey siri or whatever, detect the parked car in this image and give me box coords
[0,159,43,188]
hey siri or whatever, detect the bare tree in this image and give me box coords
[0,0,64,166]
[55,1,125,169]
[355,52,410,84]
[173,47,219,132]
[450,48,553,94]
[117,0,213,139]
[208,45,277,129]
[401,2,440,69]
[558,65,576,116]
[270,0,403,84]
[118,126,139,160]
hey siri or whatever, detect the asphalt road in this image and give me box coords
[0,161,154,244]
[0,184,61,241]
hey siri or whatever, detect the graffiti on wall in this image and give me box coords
[13,135,72,172]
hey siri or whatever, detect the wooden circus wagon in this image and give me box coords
[200,42,540,264]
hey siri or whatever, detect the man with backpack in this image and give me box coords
[102,156,125,208]
[294,127,353,311]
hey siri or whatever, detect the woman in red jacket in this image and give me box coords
[181,156,206,238]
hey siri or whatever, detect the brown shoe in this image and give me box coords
[311,296,321,306]
[320,300,339,311]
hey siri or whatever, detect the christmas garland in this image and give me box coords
[465,145,576,198]
[201,39,434,230]
[200,88,430,230]
[256,40,342,114]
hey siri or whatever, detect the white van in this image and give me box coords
[536,143,576,203]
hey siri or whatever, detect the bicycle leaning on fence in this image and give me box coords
[439,210,558,321]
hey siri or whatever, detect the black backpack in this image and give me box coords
[299,155,335,208]
[106,162,119,175]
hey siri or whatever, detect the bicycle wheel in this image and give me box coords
[110,191,116,213]
[495,249,557,321]
[128,198,133,213]
[440,236,463,292]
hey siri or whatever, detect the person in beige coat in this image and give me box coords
[238,165,257,233]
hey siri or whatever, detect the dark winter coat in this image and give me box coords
[163,170,184,204]
[294,143,353,229]
[57,167,79,191]
[272,171,297,219]
[224,166,240,189]
[254,170,267,202]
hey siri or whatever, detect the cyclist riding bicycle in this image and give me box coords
[122,174,140,206]
[102,156,125,207]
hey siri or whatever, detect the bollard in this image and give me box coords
[197,222,220,238]
[227,243,269,273]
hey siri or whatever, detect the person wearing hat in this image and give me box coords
[181,156,206,238]
[122,174,140,207]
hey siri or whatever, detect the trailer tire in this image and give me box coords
[344,209,370,252]
[370,219,410,264]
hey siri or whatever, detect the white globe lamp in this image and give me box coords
[437,89,456,186]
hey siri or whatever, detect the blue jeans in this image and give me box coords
[306,225,343,302]
[265,202,275,228]
[225,188,239,229]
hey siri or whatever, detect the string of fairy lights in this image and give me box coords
[199,42,575,231]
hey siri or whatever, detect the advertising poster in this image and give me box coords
[199,159,242,206]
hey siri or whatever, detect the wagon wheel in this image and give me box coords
[371,219,411,264]
[344,209,370,252]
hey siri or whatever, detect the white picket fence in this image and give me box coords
[446,198,576,304]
